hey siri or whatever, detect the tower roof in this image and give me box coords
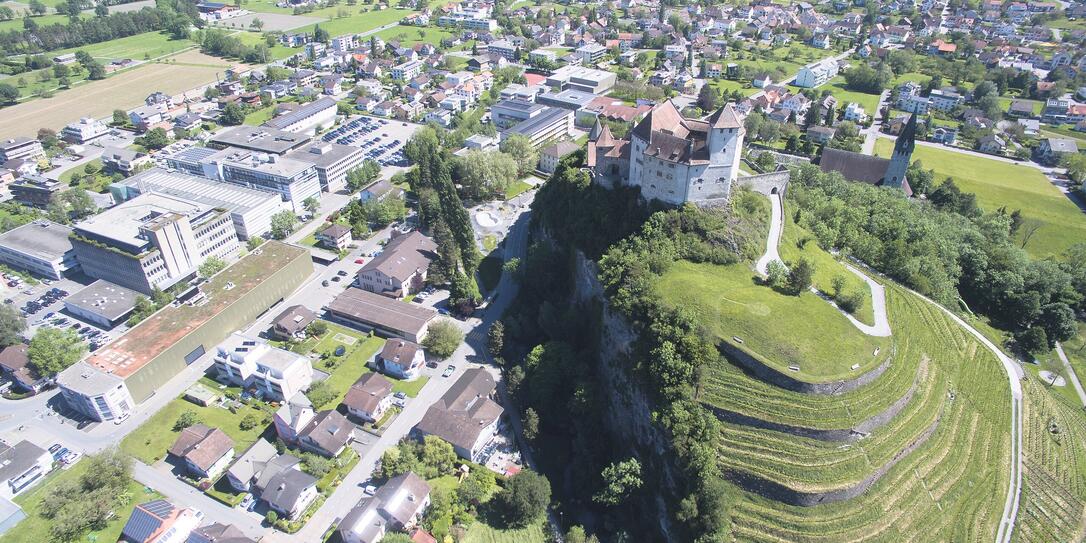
[894,113,917,154]
[707,103,743,129]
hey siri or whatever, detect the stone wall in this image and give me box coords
[720,342,894,395]
[738,170,791,196]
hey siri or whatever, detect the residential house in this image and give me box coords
[354,231,437,298]
[297,409,356,458]
[225,438,278,492]
[807,125,836,145]
[930,126,958,144]
[0,345,45,393]
[338,472,431,543]
[752,73,773,88]
[843,102,867,122]
[412,368,503,462]
[101,146,151,176]
[316,224,353,251]
[167,424,235,480]
[120,500,202,543]
[187,523,259,543]
[1036,137,1079,164]
[0,440,52,499]
[257,459,318,520]
[213,333,314,402]
[976,134,1006,155]
[271,305,317,341]
[377,338,426,381]
[342,372,394,423]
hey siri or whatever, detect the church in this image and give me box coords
[818,113,917,196]
[586,100,746,206]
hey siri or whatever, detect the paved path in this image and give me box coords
[1054,342,1086,407]
[755,192,891,336]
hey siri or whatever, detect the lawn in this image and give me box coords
[504,179,533,200]
[373,24,454,46]
[295,8,415,38]
[874,139,1086,258]
[461,522,548,543]
[235,31,300,61]
[0,459,161,543]
[50,31,196,61]
[120,395,275,464]
[709,77,761,98]
[244,104,279,125]
[656,260,889,382]
[307,322,386,408]
[821,76,881,116]
[778,201,876,325]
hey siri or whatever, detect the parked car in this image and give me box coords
[48,444,61,454]
[392,391,407,407]
[442,365,455,378]
[337,270,348,277]
[322,280,330,287]
[354,258,365,264]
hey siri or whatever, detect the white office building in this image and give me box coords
[213,333,314,401]
[794,60,839,88]
[0,220,80,280]
[57,361,135,422]
[61,117,110,144]
[263,97,338,134]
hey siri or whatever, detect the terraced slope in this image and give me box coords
[1013,379,1086,543]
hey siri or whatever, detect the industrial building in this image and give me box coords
[207,149,322,214]
[501,107,574,148]
[57,242,312,412]
[544,65,617,94]
[490,99,546,129]
[0,220,80,280]
[70,193,241,294]
[63,280,141,329]
[209,126,312,155]
[112,167,287,240]
[263,97,338,134]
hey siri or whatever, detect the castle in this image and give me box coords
[818,113,916,196]
[587,100,746,206]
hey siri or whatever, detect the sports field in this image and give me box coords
[0,57,229,139]
[875,139,1086,258]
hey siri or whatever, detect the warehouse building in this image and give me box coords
[63,280,141,329]
[209,126,312,155]
[0,221,80,280]
[58,242,313,411]
[325,287,436,342]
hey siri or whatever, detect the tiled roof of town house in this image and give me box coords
[299,410,354,453]
[167,424,235,472]
[360,231,437,284]
[380,338,422,367]
[343,372,393,414]
[414,368,503,454]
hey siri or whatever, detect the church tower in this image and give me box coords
[883,113,916,191]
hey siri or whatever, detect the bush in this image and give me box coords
[837,289,866,314]
[494,469,551,528]
[173,410,201,431]
[422,319,463,359]
[239,413,260,431]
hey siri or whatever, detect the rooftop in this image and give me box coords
[507,107,572,138]
[284,143,365,169]
[64,279,141,321]
[263,97,337,131]
[218,149,314,179]
[73,192,215,251]
[0,220,73,260]
[56,360,125,396]
[82,241,307,378]
[210,126,311,155]
[117,167,283,216]
[326,287,436,338]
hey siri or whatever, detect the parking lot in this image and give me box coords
[321,115,421,169]
[4,272,123,352]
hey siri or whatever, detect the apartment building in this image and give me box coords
[0,137,44,163]
[263,97,338,134]
[213,332,314,401]
[794,59,839,88]
[392,60,424,81]
[61,117,110,144]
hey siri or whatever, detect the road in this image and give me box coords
[1054,342,1086,407]
[861,90,889,155]
[754,191,783,275]
[132,462,267,536]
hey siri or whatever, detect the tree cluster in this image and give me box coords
[39,449,134,542]
[0,3,193,56]
[27,326,84,378]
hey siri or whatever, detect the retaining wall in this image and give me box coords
[720,342,893,395]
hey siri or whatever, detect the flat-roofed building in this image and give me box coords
[536,89,598,111]
[263,97,338,134]
[490,99,546,129]
[284,143,366,192]
[576,43,608,64]
[502,107,574,148]
[10,174,62,208]
[212,332,314,401]
[62,117,110,144]
[544,65,616,94]
[63,279,140,329]
[487,40,517,60]
[0,220,79,279]
[0,440,52,500]
[206,149,322,214]
[70,193,240,294]
[0,138,43,163]
[326,287,436,342]
[57,361,135,422]
[58,242,312,406]
[113,167,287,240]
[209,126,312,155]
[392,60,424,81]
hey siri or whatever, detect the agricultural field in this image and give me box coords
[874,139,1086,258]
[0,55,230,140]
[656,260,890,382]
[778,200,875,325]
[0,458,161,543]
[50,30,196,62]
[717,285,1013,541]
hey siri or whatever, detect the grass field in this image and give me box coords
[0,459,161,543]
[822,76,881,116]
[0,54,230,140]
[235,31,300,61]
[719,284,1012,541]
[295,8,414,38]
[461,522,548,543]
[656,260,889,382]
[244,104,279,126]
[875,139,1086,258]
[120,395,275,464]
[373,24,454,46]
[49,31,196,61]
[778,200,875,325]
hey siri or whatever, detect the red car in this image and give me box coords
[355,258,365,264]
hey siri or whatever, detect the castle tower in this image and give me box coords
[706,104,745,175]
[883,113,916,191]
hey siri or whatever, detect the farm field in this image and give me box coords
[656,260,890,382]
[372,24,454,46]
[874,139,1086,258]
[0,457,162,543]
[50,30,196,62]
[0,58,229,140]
[718,284,1012,541]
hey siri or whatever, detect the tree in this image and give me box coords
[198,256,227,278]
[522,407,539,442]
[306,380,336,408]
[95,3,108,16]
[0,83,18,104]
[220,102,246,126]
[27,326,84,378]
[303,196,319,216]
[422,319,463,358]
[265,510,278,525]
[246,236,265,250]
[498,134,538,177]
[112,109,128,126]
[696,83,718,111]
[1061,152,1086,184]
[495,469,551,528]
[594,458,643,505]
[173,409,201,431]
[313,24,329,43]
[28,0,46,16]
[378,534,413,543]
[454,150,518,200]
[87,62,106,80]
[250,17,264,31]
[1016,326,1048,356]
[457,466,496,505]
[269,210,297,239]
[766,260,787,288]
[346,159,381,191]
[787,258,814,295]
[306,320,328,337]
[0,305,25,348]
[239,413,261,430]
[137,127,170,150]
[487,320,504,357]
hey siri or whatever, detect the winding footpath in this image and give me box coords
[756,191,1022,542]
